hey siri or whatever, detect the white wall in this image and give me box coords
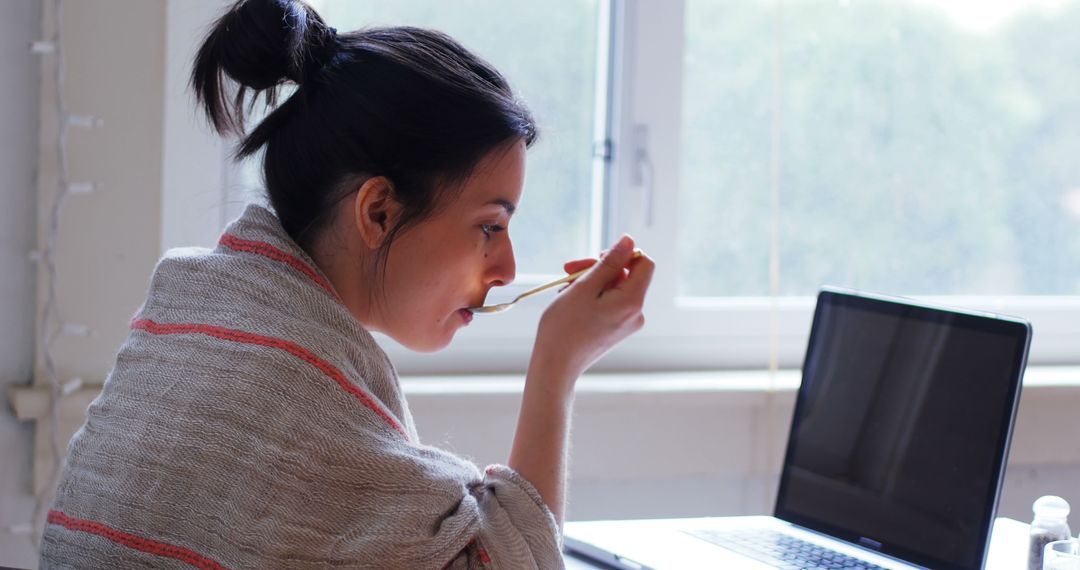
[27,0,166,499]
[405,369,1080,526]
[32,0,166,391]
[0,1,43,566]
[2,1,165,567]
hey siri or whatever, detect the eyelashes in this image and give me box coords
[480,224,506,239]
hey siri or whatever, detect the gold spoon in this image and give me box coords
[469,250,643,314]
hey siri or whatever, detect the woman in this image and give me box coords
[40,1,653,568]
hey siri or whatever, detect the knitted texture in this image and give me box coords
[40,204,563,569]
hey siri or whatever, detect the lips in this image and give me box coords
[457,308,474,324]
[458,293,488,325]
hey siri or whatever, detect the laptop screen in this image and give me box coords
[774,289,1030,570]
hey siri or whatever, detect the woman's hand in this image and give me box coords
[510,235,653,525]
[531,234,655,383]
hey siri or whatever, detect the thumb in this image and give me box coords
[575,235,635,291]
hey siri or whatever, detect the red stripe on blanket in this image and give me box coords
[130,319,410,440]
[46,510,229,570]
[218,233,339,300]
[446,539,491,569]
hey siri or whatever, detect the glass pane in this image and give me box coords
[679,0,1080,297]
[237,0,602,277]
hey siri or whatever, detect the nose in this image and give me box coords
[485,237,516,288]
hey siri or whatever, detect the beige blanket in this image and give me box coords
[40,204,563,569]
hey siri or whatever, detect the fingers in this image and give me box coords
[564,258,598,274]
[620,250,655,305]
[576,235,636,292]
[562,238,651,301]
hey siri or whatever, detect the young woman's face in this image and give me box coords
[376,141,525,352]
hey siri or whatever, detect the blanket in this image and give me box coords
[40,204,563,569]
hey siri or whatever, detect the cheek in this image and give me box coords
[407,275,456,323]
[429,266,477,321]
[392,240,478,316]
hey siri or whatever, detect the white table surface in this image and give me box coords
[564,517,1031,569]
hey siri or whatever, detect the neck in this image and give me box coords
[308,231,384,334]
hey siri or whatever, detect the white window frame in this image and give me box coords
[162,0,1080,376]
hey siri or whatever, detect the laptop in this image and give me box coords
[564,287,1031,570]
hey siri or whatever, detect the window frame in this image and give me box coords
[162,0,1080,376]
[599,0,1080,373]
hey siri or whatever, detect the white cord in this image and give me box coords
[27,0,99,549]
[33,0,68,547]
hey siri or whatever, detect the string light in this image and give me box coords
[60,323,90,337]
[60,377,84,397]
[66,182,99,195]
[29,40,55,54]
[23,0,100,550]
[7,523,34,536]
[65,114,104,129]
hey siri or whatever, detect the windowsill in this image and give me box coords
[400,365,1080,395]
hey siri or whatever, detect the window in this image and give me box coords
[215,0,1080,374]
[670,0,1080,370]
[679,0,1080,298]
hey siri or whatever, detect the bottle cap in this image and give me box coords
[1034,495,1070,519]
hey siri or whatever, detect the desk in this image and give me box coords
[564,517,1030,569]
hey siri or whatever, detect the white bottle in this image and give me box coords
[1029,495,1072,570]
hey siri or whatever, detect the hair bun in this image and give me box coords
[191,0,337,134]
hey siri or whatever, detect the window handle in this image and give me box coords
[631,124,654,227]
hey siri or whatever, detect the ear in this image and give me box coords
[352,176,402,249]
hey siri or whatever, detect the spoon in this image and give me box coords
[469,249,643,314]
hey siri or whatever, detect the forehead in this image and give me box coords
[455,141,526,210]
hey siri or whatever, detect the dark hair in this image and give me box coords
[191,0,537,269]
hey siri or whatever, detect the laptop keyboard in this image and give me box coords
[684,528,889,570]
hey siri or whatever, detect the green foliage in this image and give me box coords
[680,0,1080,296]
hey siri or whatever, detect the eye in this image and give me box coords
[480,224,506,239]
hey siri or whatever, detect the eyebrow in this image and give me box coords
[485,198,516,216]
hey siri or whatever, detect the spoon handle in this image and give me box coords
[511,250,643,303]
[511,268,590,303]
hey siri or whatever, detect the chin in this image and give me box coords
[385,313,460,353]
[397,332,455,353]
[410,340,452,353]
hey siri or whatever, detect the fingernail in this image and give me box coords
[614,235,632,253]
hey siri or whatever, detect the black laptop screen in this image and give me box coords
[774,290,1029,570]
